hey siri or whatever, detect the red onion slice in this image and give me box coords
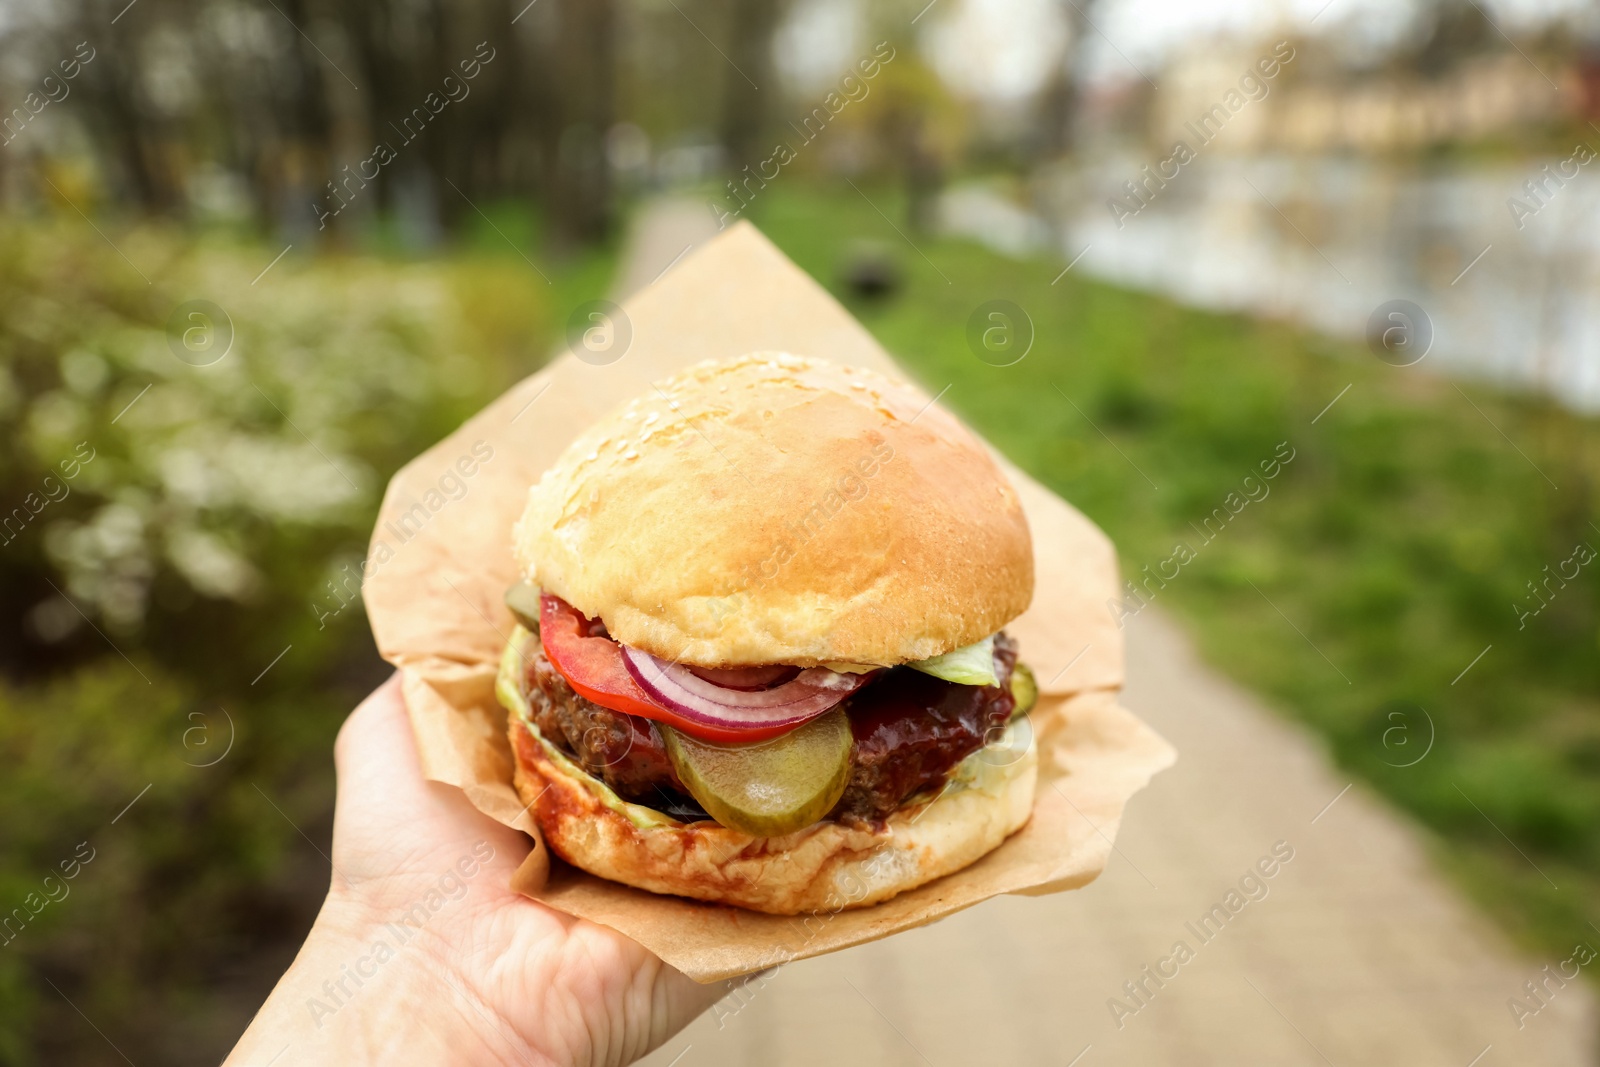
[686,664,799,690]
[621,646,872,731]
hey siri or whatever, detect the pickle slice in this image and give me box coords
[1010,662,1038,719]
[504,582,543,633]
[661,708,853,837]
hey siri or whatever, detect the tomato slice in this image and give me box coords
[537,594,804,743]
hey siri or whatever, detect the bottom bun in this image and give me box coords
[508,711,1037,915]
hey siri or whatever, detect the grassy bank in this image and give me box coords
[750,183,1600,965]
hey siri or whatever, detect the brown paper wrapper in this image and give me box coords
[365,222,1175,983]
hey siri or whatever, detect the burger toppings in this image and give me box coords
[621,645,871,740]
[832,639,1020,823]
[536,589,870,743]
[822,638,1002,686]
[504,581,544,632]
[505,587,1036,834]
[905,634,1000,687]
[660,707,854,837]
[516,633,703,816]
[535,591,665,724]
[686,664,798,689]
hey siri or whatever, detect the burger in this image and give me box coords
[495,353,1038,915]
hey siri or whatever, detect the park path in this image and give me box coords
[619,200,1597,1067]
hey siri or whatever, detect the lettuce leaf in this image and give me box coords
[908,635,998,687]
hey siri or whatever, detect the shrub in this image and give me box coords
[0,221,568,1064]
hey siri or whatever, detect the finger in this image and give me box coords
[558,930,737,1064]
[631,963,740,1063]
[332,672,440,833]
[333,673,411,794]
[330,673,527,879]
[658,965,739,1033]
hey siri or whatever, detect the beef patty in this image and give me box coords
[521,633,1019,828]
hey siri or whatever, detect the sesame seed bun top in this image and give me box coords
[513,353,1034,667]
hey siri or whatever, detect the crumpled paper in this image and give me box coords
[364,221,1175,983]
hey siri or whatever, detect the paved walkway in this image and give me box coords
[620,201,1597,1067]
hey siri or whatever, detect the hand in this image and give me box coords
[226,674,726,1066]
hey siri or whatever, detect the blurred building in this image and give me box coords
[1275,53,1578,152]
[1147,40,1579,156]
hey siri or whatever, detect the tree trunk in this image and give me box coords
[544,0,615,248]
[720,0,781,173]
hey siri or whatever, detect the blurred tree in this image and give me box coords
[720,0,785,174]
[3,0,625,247]
[831,52,965,231]
[1037,0,1094,158]
[263,0,340,231]
[1411,0,1495,77]
[68,0,183,215]
[542,0,617,247]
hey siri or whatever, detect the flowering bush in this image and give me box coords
[0,220,580,1064]
[0,225,541,639]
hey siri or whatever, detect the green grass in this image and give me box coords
[750,182,1600,964]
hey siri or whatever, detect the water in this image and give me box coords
[943,154,1600,411]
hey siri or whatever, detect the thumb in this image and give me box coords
[330,673,528,882]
